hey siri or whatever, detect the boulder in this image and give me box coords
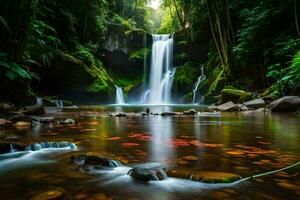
[83,155,120,169]
[220,89,253,104]
[31,190,66,200]
[0,118,13,128]
[269,96,300,112]
[217,101,238,112]
[183,109,197,115]
[23,106,45,116]
[128,163,167,182]
[0,103,14,114]
[243,98,265,109]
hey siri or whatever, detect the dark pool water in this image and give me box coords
[0,106,300,200]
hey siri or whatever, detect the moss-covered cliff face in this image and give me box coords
[172,31,209,103]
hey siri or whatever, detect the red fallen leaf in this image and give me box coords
[169,139,190,147]
[137,135,152,141]
[134,150,147,156]
[88,121,99,125]
[122,143,140,147]
[107,137,121,140]
[128,133,144,138]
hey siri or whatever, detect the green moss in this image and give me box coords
[181,92,194,103]
[129,48,150,61]
[173,62,200,89]
[221,88,253,103]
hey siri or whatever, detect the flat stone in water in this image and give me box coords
[182,155,198,161]
[31,190,65,200]
[168,170,241,183]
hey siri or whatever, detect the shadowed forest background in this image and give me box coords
[0,0,300,105]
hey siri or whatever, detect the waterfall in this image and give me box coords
[115,86,126,105]
[36,97,43,106]
[140,89,150,104]
[54,100,63,107]
[148,34,175,105]
[192,65,206,104]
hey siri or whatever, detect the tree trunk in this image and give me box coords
[172,0,184,28]
[295,0,300,36]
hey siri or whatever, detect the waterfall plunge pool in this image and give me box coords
[0,111,299,199]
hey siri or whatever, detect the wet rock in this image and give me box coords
[269,96,300,112]
[24,105,45,116]
[57,118,75,125]
[31,190,66,200]
[0,118,13,128]
[168,170,241,183]
[217,101,238,112]
[220,89,253,104]
[140,112,148,116]
[0,103,14,114]
[183,109,197,115]
[14,121,31,128]
[239,105,249,111]
[128,163,167,182]
[161,112,178,116]
[115,113,127,117]
[243,98,265,109]
[262,96,274,104]
[81,154,120,169]
[182,155,198,161]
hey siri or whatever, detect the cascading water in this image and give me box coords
[192,65,206,104]
[115,86,126,105]
[147,34,175,105]
[36,97,43,106]
[140,90,150,104]
[55,100,63,107]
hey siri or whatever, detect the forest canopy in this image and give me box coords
[0,0,299,105]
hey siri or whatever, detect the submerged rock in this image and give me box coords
[217,101,238,112]
[168,170,241,183]
[31,190,66,200]
[269,96,300,112]
[128,163,167,182]
[183,109,197,115]
[243,98,265,109]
